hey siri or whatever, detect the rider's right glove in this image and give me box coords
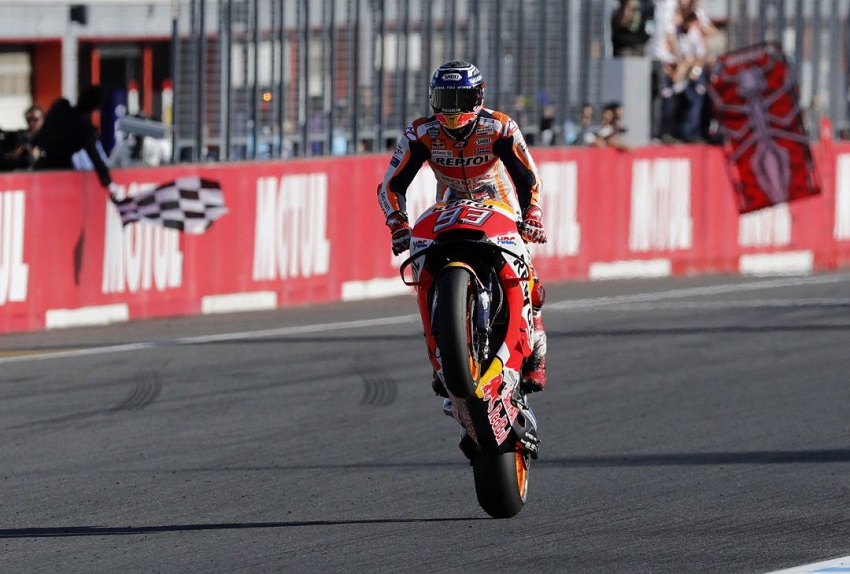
[519,205,547,244]
[386,210,411,255]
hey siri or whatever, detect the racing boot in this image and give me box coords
[431,371,448,397]
[520,312,547,393]
[431,371,453,416]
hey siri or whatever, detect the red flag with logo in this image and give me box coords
[708,43,820,213]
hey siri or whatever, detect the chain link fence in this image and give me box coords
[170,0,850,162]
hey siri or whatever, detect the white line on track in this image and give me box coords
[0,315,419,365]
[547,273,850,311]
[763,555,850,573]
[1,273,847,365]
[559,298,850,312]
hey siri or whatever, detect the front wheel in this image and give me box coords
[472,449,530,518]
[436,266,480,399]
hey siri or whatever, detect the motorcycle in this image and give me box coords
[399,197,541,518]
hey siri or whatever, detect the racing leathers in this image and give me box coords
[377,108,548,392]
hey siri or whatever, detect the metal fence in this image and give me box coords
[725,0,850,139]
[170,0,850,162]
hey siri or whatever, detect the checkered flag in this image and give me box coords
[112,177,228,234]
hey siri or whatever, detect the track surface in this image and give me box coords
[1,273,849,573]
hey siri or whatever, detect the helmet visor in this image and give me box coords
[430,88,481,113]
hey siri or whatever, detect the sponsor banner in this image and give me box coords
[836,154,850,242]
[0,191,29,307]
[2,141,849,334]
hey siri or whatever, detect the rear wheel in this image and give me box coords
[438,267,529,518]
[436,267,479,399]
[472,449,529,518]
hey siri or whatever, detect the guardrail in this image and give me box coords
[1,142,848,334]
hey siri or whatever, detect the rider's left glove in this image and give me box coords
[519,205,547,244]
[386,210,411,255]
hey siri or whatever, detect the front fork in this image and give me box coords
[429,263,493,368]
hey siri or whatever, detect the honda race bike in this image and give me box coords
[399,197,541,518]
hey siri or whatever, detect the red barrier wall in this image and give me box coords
[1,143,849,334]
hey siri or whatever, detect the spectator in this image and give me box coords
[611,0,655,57]
[2,104,45,170]
[680,0,717,39]
[0,129,16,171]
[539,102,556,146]
[672,8,708,142]
[511,95,534,144]
[565,102,599,146]
[33,85,114,190]
[649,0,681,142]
[595,101,631,151]
[682,0,720,142]
[308,96,326,156]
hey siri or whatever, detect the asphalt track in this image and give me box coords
[1,272,850,573]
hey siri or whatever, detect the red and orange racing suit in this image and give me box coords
[377,108,543,221]
[377,109,548,382]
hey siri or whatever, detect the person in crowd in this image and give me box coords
[611,0,655,57]
[33,85,115,191]
[649,0,682,142]
[680,0,718,39]
[595,101,632,151]
[682,0,720,142]
[376,60,550,400]
[510,94,533,144]
[539,101,556,146]
[308,96,326,156]
[672,8,708,142]
[565,102,599,146]
[1,104,45,170]
[1,105,44,170]
[0,129,11,170]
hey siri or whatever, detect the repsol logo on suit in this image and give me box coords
[432,155,492,167]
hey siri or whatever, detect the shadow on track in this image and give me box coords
[539,448,850,467]
[128,449,850,475]
[551,324,850,338]
[0,517,488,539]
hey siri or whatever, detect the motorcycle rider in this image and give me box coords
[376,60,549,397]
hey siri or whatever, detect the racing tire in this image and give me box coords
[436,267,479,399]
[472,449,529,518]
